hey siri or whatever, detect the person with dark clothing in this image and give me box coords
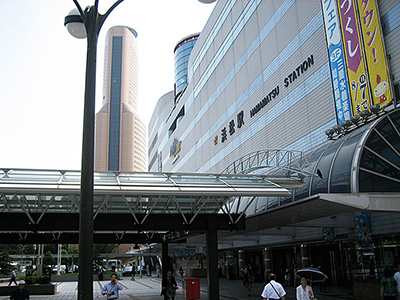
[381,267,399,300]
[179,267,184,281]
[8,270,17,286]
[131,265,136,281]
[98,266,104,281]
[161,270,178,300]
[243,265,255,296]
[10,280,29,300]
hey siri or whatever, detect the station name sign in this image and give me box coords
[250,55,314,118]
[215,55,315,146]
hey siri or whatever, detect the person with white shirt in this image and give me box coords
[394,265,400,299]
[261,273,286,300]
[296,277,315,300]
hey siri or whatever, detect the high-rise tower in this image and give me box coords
[95,26,147,172]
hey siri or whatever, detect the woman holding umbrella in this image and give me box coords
[296,277,315,300]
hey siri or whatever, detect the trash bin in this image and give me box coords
[183,278,200,299]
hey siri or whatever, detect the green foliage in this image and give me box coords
[0,244,24,254]
[93,244,118,264]
[68,244,79,254]
[0,252,12,274]
[43,251,55,267]
[25,275,50,285]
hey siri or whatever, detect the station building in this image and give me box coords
[148,0,400,288]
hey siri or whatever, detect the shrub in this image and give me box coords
[24,275,50,285]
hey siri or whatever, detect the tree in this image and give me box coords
[0,252,12,274]
[43,251,55,267]
[93,244,119,265]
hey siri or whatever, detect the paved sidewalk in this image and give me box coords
[0,276,362,300]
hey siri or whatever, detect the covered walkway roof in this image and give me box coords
[0,170,303,244]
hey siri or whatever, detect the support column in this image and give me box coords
[263,247,272,280]
[161,242,169,282]
[300,244,310,268]
[206,216,219,300]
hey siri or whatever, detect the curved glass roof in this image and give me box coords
[228,108,400,216]
[305,107,400,196]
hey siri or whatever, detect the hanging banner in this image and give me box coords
[355,212,373,246]
[355,0,392,106]
[337,0,372,115]
[321,0,353,124]
[322,227,336,243]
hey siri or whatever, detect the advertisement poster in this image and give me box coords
[337,0,372,115]
[355,211,373,246]
[355,0,392,106]
[321,0,353,124]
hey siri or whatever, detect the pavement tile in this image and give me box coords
[0,276,363,300]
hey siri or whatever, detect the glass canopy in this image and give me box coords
[0,170,294,215]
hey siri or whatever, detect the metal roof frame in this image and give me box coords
[0,169,302,244]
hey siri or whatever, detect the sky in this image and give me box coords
[0,0,216,170]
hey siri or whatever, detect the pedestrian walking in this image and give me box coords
[261,273,286,300]
[381,267,399,300]
[131,265,136,281]
[179,267,184,281]
[161,270,178,300]
[284,269,291,287]
[98,266,104,281]
[102,273,123,300]
[10,280,29,300]
[296,277,315,300]
[243,264,255,296]
[156,263,161,278]
[8,269,17,286]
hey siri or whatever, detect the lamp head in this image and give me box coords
[359,109,371,119]
[350,115,360,125]
[333,124,342,134]
[341,119,352,130]
[64,8,86,39]
[325,128,334,139]
[369,103,380,115]
[198,0,217,2]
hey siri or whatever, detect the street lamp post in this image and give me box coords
[64,1,123,299]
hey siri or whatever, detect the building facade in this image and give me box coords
[95,26,147,172]
[174,33,200,99]
[148,0,400,290]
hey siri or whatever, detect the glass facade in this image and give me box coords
[174,34,199,97]
[109,36,123,171]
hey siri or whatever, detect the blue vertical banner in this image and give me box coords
[355,212,373,246]
[321,0,352,124]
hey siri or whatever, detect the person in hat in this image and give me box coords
[10,280,29,300]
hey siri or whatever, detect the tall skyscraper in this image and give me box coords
[95,26,147,172]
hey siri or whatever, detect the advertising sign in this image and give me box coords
[337,0,371,115]
[355,211,373,246]
[321,0,352,124]
[355,0,392,106]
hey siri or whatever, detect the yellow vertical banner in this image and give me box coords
[337,0,372,115]
[355,0,392,106]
